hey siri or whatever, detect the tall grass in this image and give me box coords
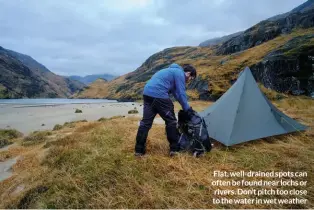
[0,98,313,208]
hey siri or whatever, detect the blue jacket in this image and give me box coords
[143,63,190,111]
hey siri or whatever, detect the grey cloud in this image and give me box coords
[0,0,306,76]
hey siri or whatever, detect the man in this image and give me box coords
[135,63,197,157]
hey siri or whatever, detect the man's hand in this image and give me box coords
[185,107,195,120]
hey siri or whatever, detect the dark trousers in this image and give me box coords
[135,95,179,154]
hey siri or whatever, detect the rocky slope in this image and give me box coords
[0,47,85,98]
[216,0,314,55]
[76,0,314,101]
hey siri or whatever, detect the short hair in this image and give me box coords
[182,64,197,78]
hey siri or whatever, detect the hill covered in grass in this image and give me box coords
[76,0,314,101]
[0,97,313,208]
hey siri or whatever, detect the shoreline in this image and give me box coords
[0,102,142,134]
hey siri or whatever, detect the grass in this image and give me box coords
[22,131,53,146]
[63,120,88,128]
[0,97,313,208]
[0,129,23,148]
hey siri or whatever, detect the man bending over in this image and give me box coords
[135,63,196,157]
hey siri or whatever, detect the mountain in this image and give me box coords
[216,0,314,55]
[0,47,85,98]
[199,31,243,47]
[68,74,116,85]
[75,0,314,101]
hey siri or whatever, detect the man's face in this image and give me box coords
[185,72,194,82]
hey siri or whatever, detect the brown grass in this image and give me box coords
[0,97,313,209]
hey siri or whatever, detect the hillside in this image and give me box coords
[76,29,314,101]
[0,47,85,98]
[76,0,314,101]
[69,74,116,85]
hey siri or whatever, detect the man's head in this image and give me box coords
[182,64,197,82]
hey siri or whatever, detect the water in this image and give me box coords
[0,98,117,105]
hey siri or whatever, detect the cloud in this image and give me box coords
[0,0,306,76]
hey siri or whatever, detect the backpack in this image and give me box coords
[177,109,212,157]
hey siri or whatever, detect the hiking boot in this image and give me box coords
[193,151,204,158]
[134,152,145,157]
[169,151,179,157]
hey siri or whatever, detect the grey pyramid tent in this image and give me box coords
[200,67,308,146]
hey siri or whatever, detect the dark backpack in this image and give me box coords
[177,110,212,157]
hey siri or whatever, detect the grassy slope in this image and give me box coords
[0,98,313,209]
[75,28,314,100]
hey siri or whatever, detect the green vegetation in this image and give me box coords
[0,129,23,148]
[75,109,83,113]
[128,109,139,114]
[63,120,88,128]
[0,84,9,99]
[98,117,108,122]
[22,131,52,146]
[283,37,314,57]
[53,124,63,131]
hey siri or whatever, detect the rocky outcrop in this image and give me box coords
[251,34,314,96]
[216,0,314,55]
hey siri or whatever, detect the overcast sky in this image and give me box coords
[0,0,306,76]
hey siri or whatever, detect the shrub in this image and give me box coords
[22,131,52,146]
[75,109,83,113]
[98,117,107,122]
[0,129,23,140]
[128,109,139,114]
[0,139,11,148]
[0,129,23,148]
[53,124,63,131]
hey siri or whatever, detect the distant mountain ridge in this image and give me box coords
[69,74,116,85]
[199,31,243,47]
[0,46,85,98]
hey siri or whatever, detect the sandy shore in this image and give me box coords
[0,102,144,134]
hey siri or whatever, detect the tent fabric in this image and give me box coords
[199,67,308,146]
